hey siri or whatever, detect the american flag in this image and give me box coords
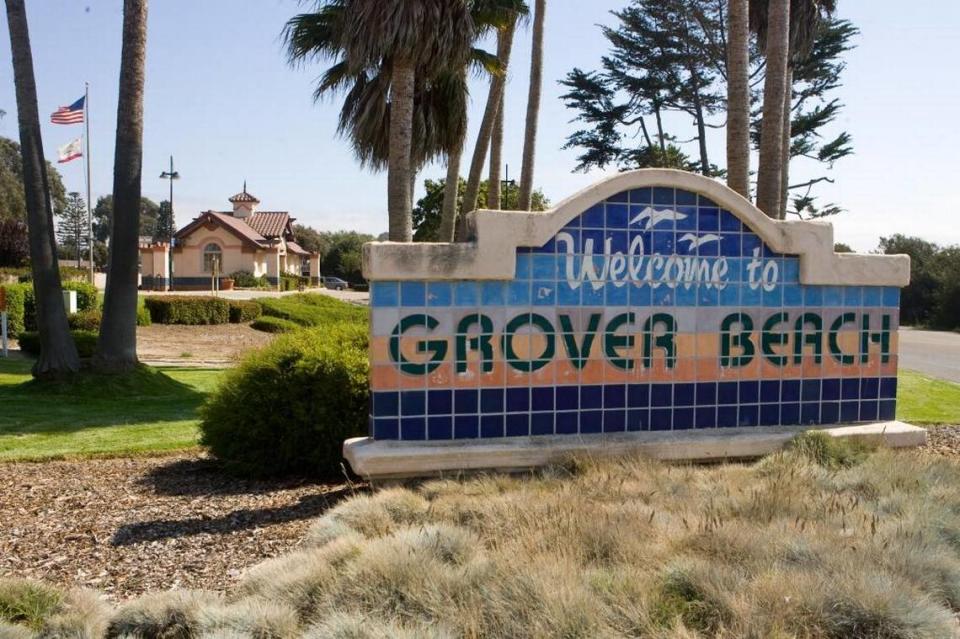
[50,96,85,124]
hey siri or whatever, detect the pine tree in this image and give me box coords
[56,191,87,268]
[153,199,175,243]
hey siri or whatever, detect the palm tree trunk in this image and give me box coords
[755,0,790,218]
[4,0,79,378]
[438,141,463,242]
[94,0,147,373]
[387,57,416,242]
[518,0,545,211]
[725,0,750,199]
[460,23,515,240]
[487,92,504,209]
[778,66,793,219]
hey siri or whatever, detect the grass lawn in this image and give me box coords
[0,358,223,461]
[897,369,960,424]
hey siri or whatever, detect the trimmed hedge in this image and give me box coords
[0,283,29,337]
[258,294,367,327]
[280,274,309,292]
[17,330,98,358]
[228,300,262,323]
[200,323,369,477]
[229,270,268,289]
[68,309,102,332]
[144,296,230,325]
[250,316,299,334]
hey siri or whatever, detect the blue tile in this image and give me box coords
[532,254,557,279]
[603,409,627,432]
[879,400,896,421]
[373,392,399,416]
[562,214,581,229]
[481,388,504,413]
[739,405,759,427]
[401,391,425,416]
[821,402,840,424]
[880,377,898,400]
[741,234,762,257]
[781,403,800,425]
[605,284,629,306]
[760,403,780,426]
[699,195,719,207]
[652,286,675,306]
[674,206,698,232]
[801,379,821,402]
[514,254,532,279]
[861,377,880,399]
[428,416,453,440]
[739,381,759,404]
[608,190,629,203]
[630,284,652,307]
[606,203,629,228]
[783,285,803,307]
[480,414,505,438]
[372,282,399,307]
[373,418,399,440]
[581,385,603,410]
[534,236,556,253]
[717,406,738,427]
[804,286,824,307]
[741,284,762,306]
[863,286,883,307]
[840,401,860,422]
[674,383,695,407]
[883,287,900,307]
[696,382,717,406]
[582,205,605,228]
[720,210,743,232]
[533,281,557,306]
[653,231,675,254]
[718,382,738,405]
[607,230,628,253]
[782,379,801,402]
[604,384,626,409]
[676,284,697,307]
[428,390,452,414]
[556,412,578,434]
[653,187,675,205]
[823,287,843,307]
[782,259,800,283]
[698,207,720,232]
[801,403,820,425]
[506,387,530,412]
[481,281,505,305]
[695,406,716,428]
[557,388,579,410]
[841,378,861,400]
[455,282,479,306]
[719,283,740,306]
[400,281,426,306]
[651,384,673,407]
[580,410,603,434]
[629,188,652,204]
[507,281,529,306]
[531,412,554,436]
[760,380,781,403]
[720,233,741,257]
[627,408,649,431]
[762,286,783,307]
[843,286,863,307]
[676,189,697,205]
[532,387,554,411]
[426,282,452,307]
[454,415,479,439]
[822,378,841,401]
[697,286,719,306]
[455,389,478,414]
[628,384,650,407]
[401,417,426,441]
[506,413,530,437]
[582,229,605,250]
[581,284,605,306]
[859,400,879,422]
[558,282,580,305]
[650,408,672,430]
[673,408,695,430]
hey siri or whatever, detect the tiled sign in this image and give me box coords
[362,171,908,443]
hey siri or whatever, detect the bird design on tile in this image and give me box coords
[678,233,721,250]
[630,206,688,230]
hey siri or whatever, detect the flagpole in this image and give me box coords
[84,82,94,284]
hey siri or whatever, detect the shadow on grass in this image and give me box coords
[0,363,210,434]
[110,485,358,546]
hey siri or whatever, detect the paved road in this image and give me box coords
[899,328,960,383]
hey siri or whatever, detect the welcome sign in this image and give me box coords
[347,170,911,477]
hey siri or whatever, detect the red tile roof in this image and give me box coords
[286,240,309,255]
[245,211,290,239]
[228,189,260,204]
[174,211,268,248]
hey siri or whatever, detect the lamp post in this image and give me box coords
[501,163,517,209]
[159,156,179,290]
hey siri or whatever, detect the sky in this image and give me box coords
[0,1,958,252]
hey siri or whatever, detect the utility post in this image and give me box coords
[160,156,179,290]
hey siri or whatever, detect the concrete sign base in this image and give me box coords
[344,421,926,481]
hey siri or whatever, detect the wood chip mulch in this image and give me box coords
[918,425,960,457]
[0,454,362,600]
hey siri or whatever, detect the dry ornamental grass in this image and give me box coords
[5,433,960,637]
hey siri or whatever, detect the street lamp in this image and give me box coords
[159,155,179,290]
[501,163,517,209]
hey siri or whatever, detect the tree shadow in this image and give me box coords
[110,485,358,546]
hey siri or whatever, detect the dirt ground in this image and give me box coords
[0,453,361,599]
[136,324,275,367]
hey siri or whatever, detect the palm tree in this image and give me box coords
[725,0,751,199]
[754,0,790,217]
[4,0,79,377]
[94,0,148,372]
[459,18,518,238]
[487,93,505,209]
[517,0,545,211]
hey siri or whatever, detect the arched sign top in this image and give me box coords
[363,169,909,287]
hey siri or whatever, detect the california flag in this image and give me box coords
[57,137,82,163]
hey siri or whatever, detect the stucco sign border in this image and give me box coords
[363,169,909,287]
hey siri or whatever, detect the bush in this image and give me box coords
[0,283,29,337]
[137,297,152,327]
[280,274,309,292]
[17,330,98,358]
[250,316,299,333]
[68,309,102,332]
[228,300,262,323]
[230,270,267,289]
[258,294,367,327]
[200,323,369,477]
[144,296,230,325]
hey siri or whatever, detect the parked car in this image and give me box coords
[323,276,350,291]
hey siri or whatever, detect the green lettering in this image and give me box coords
[455,314,494,373]
[829,312,857,365]
[559,313,601,370]
[642,313,676,369]
[390,314,447,375]
[720,312,755,367]
[502,313,556,372]
[793,312,823,364]
[605,312,636,370]
[861,314,892,364]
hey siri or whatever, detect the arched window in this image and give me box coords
[202,243,222,273]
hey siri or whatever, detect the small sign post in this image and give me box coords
[0,287,7,358]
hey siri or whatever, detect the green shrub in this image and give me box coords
[68,309,101,332]
[144,296,230,325]
[280,274,309,292]
[0,283,29,337]
[228,300,262,323]
[18,330,98,358]
[200,323,369,477]
[0,578,64,631]
[230,270,268,289]
[62,281,98,311]
[258,294,367,327]
[137,297,152,327]
[250,316,299,333]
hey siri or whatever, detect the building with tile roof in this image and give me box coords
[139,186,320,291]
